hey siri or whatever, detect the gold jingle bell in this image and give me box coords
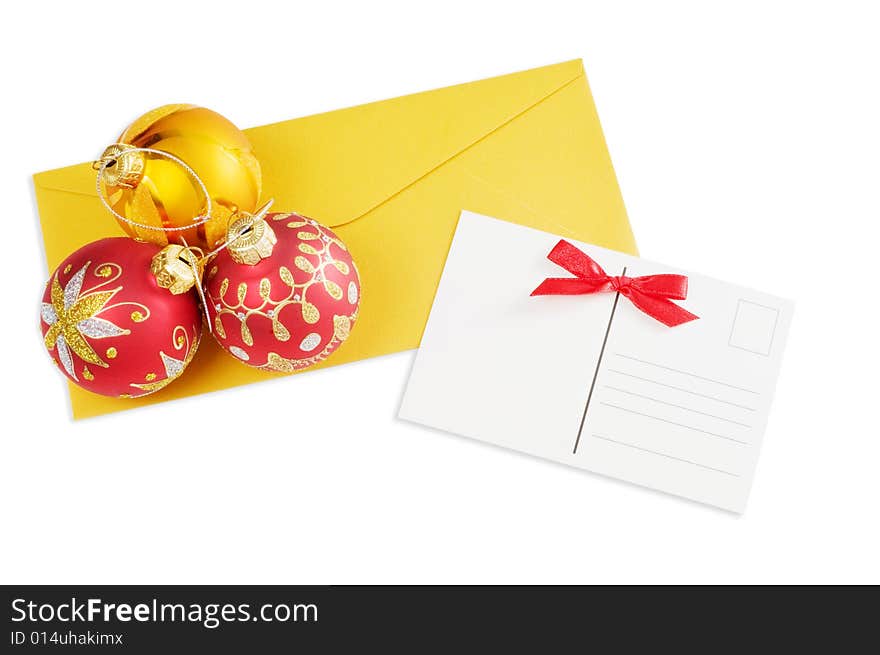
[150,244,203,295]
[227,212,277,265]
[98,104,262,250]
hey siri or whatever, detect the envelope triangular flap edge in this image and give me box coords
[248,59,585,227]
[34,60,586,230]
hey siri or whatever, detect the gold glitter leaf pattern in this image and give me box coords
[298,243,318,255]
[301,302,320,324]
[219,278,229,298]
[67,291,116,325]
[237,282,248,303]
[43,268,124,373]
[324,280,343,300]
[333,315,351,342]
[279,266,295,287]
[273,320,290,342]
[240,319,254,346]
[331,260,350,275]
[50,274,64,310]
[43,325,61,352]
[214,316,226,338]
[297,231,319,241]
[259,278,271,300]
[266,352,294,373]
[295,256,315,274]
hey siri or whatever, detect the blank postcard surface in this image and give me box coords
[399,211,793,512]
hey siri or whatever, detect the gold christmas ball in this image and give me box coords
[99,104,262,250]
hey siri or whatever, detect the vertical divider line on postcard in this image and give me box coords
[573,266,626,454]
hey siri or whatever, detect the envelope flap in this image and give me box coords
[34,61,586,228]
[33,161,98,196]
[246,60,586,226]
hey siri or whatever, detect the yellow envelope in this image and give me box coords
[34,59,637,419]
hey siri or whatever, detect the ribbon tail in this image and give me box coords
[623,290,699,327]
[546,240,608,279]
[629,274,690,300]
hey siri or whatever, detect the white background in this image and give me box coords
[1,1,877,584]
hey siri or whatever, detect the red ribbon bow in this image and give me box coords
[531,240,699,327]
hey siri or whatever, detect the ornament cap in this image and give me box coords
[227,212,277,265]
[94,144,145,189]
[150,244,202,295]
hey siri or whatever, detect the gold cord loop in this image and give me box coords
[94,146,213,233]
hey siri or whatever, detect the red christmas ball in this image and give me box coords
[40,237,202,397]
[205,212,360,371]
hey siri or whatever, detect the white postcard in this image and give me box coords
[399,211,793,512]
